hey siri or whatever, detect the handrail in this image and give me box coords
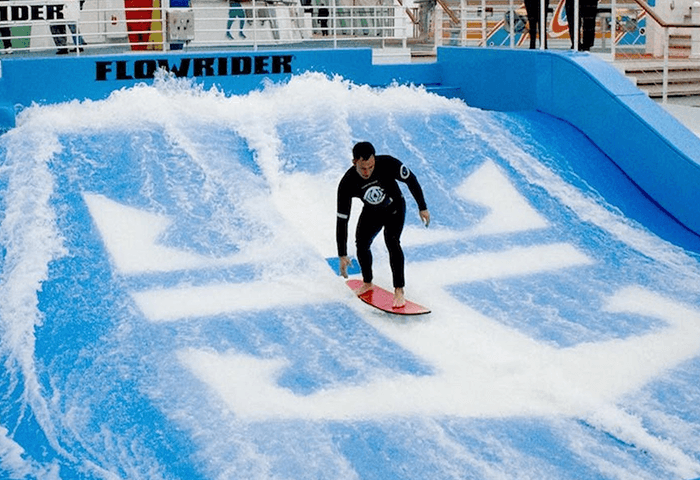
[436,0,460,25]
[395,0,419,25]
[628,0,700,28]
[619,0,700,104]
[0,2,415,55]
[0,0,698,79]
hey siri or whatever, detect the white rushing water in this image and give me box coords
[1,71,700,480]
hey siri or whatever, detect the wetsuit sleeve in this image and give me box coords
[398,162,428,211]
[336,177,352,257]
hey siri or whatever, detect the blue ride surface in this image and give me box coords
[2,47,700,480]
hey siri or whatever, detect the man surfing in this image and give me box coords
[336,141,430,308]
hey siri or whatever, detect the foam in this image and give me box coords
[4,71,700,479]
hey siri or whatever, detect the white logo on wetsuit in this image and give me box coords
[399,164,411,180]
[364,185,386,205]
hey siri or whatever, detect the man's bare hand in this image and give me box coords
[419,209,431,228]
[339,256,352,278]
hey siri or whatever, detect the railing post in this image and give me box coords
[663,25,669,104]
[160,0,166,52]
[574,0,580,50]
[399,1,407,48]
[479,0,486,46]
[611,0,616,59]
[539,0,545,49]
[460,0,466,47]
[252,0,258,51]
[509,0,515,48]
[332,2,338,49]
[691,1,700,59]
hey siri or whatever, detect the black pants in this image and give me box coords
[355,199,406,288]
[565,0,599,51]
[1,27,10,49]
[524,0,549,49]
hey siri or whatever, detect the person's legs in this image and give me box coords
[227,4,245,38]
[564,0,576,49]
[383,201,406,289]
[580,0,598,50]
[1,27,12,50]
[527,15,538,49]
[50,24,69,54]
[524,0,538,49]
[580,17,594,50]
[542,0,549,48]
[355,210,383,285]
[68,23,86,46]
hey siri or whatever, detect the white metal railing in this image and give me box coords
[0,0,684,56]
[432,0,649,51]
[615,0,700,102]
[0,0,411,54]
[189,2,408,49]
[428,0,700,102]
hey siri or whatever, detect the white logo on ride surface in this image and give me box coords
[86,163,700,441]
[364,186,386,205]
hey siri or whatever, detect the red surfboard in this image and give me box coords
[346,279,430,315]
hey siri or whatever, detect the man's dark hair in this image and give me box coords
[353,142,375,161]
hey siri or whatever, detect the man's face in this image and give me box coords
[354,155,375,179]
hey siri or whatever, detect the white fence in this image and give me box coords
[1,0,700,97]
[0,0,412,54]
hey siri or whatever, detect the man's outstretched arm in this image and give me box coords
[402,168,429,227]
[336,178,352,277]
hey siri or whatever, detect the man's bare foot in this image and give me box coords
[393,288,406,308]
[355,282,373,295]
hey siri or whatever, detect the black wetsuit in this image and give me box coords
[336,155,427,288]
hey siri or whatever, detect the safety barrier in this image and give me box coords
[1,0,698,76]
[432,0,648,51]
[428,0,700,102]
[0,0,412,54]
